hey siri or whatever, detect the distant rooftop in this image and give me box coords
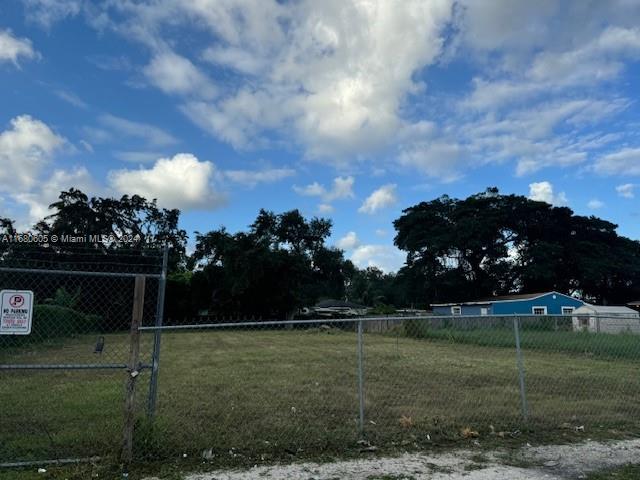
[432,291,574,307]
[576,305,638,314]
[475,292,548,302]
[315,299,366,309]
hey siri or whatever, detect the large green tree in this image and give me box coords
[191,209,351,319]
[394,188,640,305]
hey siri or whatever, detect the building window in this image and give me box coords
[451,306,462,315]
[532,306,547,315]
[562,307,574,315]
[480,307,488,316]
[579,316,589,328]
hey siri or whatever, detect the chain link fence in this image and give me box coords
[0,245,165,466]
[1,248,640,470]
[134,313,640,465]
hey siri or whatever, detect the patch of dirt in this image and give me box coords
[184,439,640,480]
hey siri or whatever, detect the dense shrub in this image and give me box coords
[0,305,102,349]
[32,305,100,338]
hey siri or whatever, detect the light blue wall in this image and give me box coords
[492,293,583,315]
[432,304,491,316]
[433,292,584,316]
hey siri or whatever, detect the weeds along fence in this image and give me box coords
[2,252,640,469]
[0,245,167,467]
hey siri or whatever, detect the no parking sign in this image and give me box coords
[1,290,34,335]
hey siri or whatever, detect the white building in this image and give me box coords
[572,305,640,334]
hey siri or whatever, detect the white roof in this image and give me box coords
[574,304,638,315]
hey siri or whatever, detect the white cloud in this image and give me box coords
[202,45,266,75]
[375,229,387,237]
[616,183,635,199]
[461,98,627,176]
[12,167,97,226]
[336,231,360,251]
[144,51,216,99]
[293,176,355,202]
[54,90,88,109]
[22,0,640,183]
[87,0,455,158]
[527,27,640,87]
[359,184,398,214]
[294,182,325,197]
[326,176,356,201]
[450,3,640,178]
[594,148,640,176]
[114,151,163,164]
[22,0,82,27]
[398,141,465,182]
[0,29,37,66]
[99,114,177,147]
[318,203,334,214]
[108,153,225,210]
[0,115,65,191]
[350,244,405,273]
[224,167,295,187]
[587,199,604,210]
[528,181,568,206]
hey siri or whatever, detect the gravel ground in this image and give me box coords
[184,438,640,480]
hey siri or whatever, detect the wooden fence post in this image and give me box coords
[121,275,146,466]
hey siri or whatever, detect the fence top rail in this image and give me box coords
[137,313,638,331]
[0,266,162,278]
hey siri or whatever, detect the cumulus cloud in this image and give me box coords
[224,167,295,187]
[293,176,355,202]
[616,183,635,198]
[144,51,216,99]
[12,167,97,226]
[587,199,604,210]
[0,115,65,191]
[336,231,360,251]
[0,29,38,66]
[593,148,640,176]
[528,181,568,206]
[358,184,398,214]
[108,153,225,210]
[22,0,640,182]
[80,0,455,159]
[350,244,405,273]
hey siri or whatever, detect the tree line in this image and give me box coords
[1,187,638,322]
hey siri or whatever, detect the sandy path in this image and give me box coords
[184,439,640,480]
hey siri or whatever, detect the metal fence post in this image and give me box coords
[513,316,528,421]
[147,244,168,419]
[122,275,146,467]
[357,319,365,436]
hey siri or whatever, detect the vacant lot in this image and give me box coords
[1,326,639,467]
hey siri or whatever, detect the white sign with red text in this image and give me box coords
[1,290,34,335]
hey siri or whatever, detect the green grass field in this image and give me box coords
[1,325,640,470]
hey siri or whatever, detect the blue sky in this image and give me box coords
[1,1,639,272]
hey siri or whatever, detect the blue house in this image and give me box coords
[431,291,584,316]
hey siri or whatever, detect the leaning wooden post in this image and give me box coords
[122,275,146,467]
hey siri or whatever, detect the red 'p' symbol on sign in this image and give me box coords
[9,295,24,308]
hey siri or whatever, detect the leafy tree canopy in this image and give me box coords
[394,187,640,305]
